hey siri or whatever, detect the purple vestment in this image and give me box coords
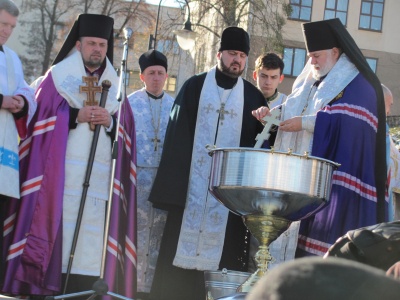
[297,73,388,256]
[1,72,137,298]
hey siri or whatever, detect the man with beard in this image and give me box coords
[1,14,136,298]
[147,26,265,300]
[252,19,386,261]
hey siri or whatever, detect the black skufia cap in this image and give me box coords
[218,26,250,55]
[52,14,114,65]
[139,49,168,73]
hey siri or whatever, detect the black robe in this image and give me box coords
[148,68,265,300]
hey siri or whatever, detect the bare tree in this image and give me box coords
[184,0,291,49]
[19,0,80,79]
[168,0,291,88]
[18,0,153,81]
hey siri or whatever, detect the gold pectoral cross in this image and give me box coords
[80,76,103,130]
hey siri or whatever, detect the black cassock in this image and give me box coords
[148,68,265,300]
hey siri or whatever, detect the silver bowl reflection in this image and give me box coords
[208,147,339,293]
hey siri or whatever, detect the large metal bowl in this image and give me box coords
[208,147,339,221]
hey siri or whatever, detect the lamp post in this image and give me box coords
[148,0,163,50]
[173,0,198,50]
[148,0,197,51]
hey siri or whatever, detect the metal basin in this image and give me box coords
[208,148,339,221]
[205,269,251,300]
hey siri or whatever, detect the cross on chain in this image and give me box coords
[216,103,231,125]
[79,76,102,107]
[254,109,281,148]
[151,137,161,151]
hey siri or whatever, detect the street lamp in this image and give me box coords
[173,0,198,50]
[148,0,197,51]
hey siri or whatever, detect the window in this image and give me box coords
[359,0,384,31]
[289,0,312,21]
[156,39,180,55]
[283,47,307,77]
[164,76,177,93]
[324,0,349,25]
[366,57,378,73]
[126,70,142,91]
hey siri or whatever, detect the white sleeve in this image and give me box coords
[12,52,37,125]
[301,114,316,133]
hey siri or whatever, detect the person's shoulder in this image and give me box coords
[186,72,207,83]
[127,88,145,99]
[180,72,207,90]
[164,91,175,101]
[242,77,260,90]
[3,45,18,57]
[3,46,23,67]
[242,78,265,99]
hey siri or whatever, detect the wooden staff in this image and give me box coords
[63,79,112,294]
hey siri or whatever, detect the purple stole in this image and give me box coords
[297,73,388,256]
[1,73,137,298]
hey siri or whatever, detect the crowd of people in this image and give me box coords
[0,0,399,299]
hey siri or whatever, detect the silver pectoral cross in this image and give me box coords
[217,103,230,125]
[254,109,281,148]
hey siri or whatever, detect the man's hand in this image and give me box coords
[252,106,271,124]
[279,116,302,132]
[77,106,111,128]
[386,261,400,279]
[2,95,24,113]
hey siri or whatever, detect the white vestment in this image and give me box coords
[0,46,36,198]
[50,50,120,275]
[173,66,244,270]
[128,88,174,292]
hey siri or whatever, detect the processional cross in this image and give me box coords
[254,109,281,148]
[80,76,103,130]
[80,76,102,107]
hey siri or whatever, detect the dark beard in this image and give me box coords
[218,58,244,79]
[84,59,103,69]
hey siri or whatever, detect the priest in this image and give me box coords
[127,49,174,299]
[148,26,265,300]
[252,19,387,261]
[1,14,137,298]
[0,0,36,287]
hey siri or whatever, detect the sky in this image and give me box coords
[145,0,180,7]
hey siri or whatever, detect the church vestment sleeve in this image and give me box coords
[12,96,28,119]
[302,114,316,133]
[69,106,79,129]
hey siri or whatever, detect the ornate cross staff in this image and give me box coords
[80,76,103,130]
[254,109,281,148]
[80,76,102,106]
